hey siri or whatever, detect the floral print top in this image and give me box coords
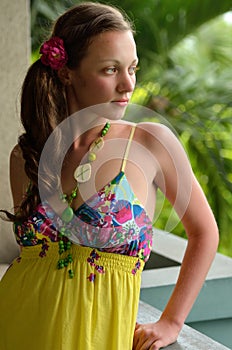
[14,170,153,262]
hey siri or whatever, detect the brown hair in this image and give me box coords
[3,2,134,222]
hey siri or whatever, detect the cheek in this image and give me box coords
[88,78,113,101]
[91,77,111,90]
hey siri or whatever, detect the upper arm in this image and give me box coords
[137,122,218,238]
[10,144,29,211]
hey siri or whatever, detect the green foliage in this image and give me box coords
[30,0,76,51]
[107,0,232,80]
[132,14,232,257]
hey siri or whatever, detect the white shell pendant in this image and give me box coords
[89,137,104,153]
[74,163,91,183]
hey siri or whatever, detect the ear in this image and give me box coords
[57,66,72,85]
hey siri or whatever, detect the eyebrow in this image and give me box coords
[98,58,139,64]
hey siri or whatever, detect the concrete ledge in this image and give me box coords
[141,230,232,321]
[137,301,230,349]
[142,228,232,287]
[140,229,232,348]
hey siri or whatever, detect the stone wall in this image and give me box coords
[0,0,30,262]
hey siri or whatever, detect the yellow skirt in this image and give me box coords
[0,243,144,350]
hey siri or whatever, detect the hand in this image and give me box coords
[133,319,180,350]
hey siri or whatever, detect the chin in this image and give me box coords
[86,102,127,121]
[107,105,127,120]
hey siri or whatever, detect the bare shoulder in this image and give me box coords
[136,121,175,137]
[135,121,181,149]
[10,144,29,208]
[134,121,191,174]
[10,144,23,160]
[10,144,26,174]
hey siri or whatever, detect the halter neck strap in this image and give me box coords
[121,125,136,172]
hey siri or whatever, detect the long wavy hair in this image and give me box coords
[2,2,134,222]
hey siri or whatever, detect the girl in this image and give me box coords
[0,2,219,349]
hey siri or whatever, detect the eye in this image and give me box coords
[128,65,139,75]
[104,67,117,75]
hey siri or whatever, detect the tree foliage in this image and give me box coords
[132,13,232,256]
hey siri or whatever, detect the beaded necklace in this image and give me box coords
[57,121,111,278]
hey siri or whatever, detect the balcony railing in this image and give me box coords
[138,301,230,349]
[140,229,232,349]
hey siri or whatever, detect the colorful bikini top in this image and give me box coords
[14,126,153,262]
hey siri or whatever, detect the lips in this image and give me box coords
[111,99,129,106]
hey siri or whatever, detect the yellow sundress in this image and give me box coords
[0,127,153,350]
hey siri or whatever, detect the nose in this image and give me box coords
[117,71,135,93]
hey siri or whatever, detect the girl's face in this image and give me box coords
[67,30,138,116]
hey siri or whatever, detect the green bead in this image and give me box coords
[66,241,71,249]
[71,191,77,199]
[60,228,66,235]
[61,206,74,223]
[67,254,73,263]
[88,152,96,162]
[65,229,71,237]
[102,122,110,136]
[58,260,64,269]
[60,193,67,201]
[69,269,74,278]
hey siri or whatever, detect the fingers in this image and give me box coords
[133,324,161,350]
[133,322,174,350]
[134,335,162,350]
[149,340,163,350]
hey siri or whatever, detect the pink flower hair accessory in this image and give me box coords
[39,36,68,70]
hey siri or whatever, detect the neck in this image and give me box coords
[72,124,105,149]
[67,109,108,148]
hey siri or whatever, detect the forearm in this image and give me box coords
[160,229,219,330]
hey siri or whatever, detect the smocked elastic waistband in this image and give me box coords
[20,242,144,273]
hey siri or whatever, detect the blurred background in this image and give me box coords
[31,0,232,257]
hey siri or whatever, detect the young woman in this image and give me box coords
[0,2,219,349]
